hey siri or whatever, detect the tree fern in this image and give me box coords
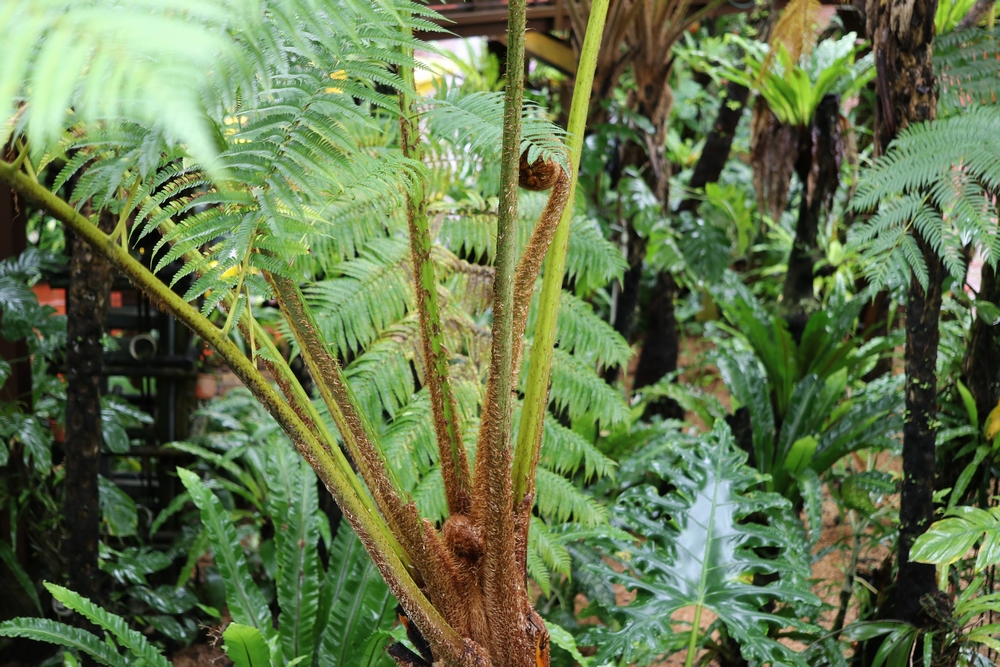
[849,105,1000,291]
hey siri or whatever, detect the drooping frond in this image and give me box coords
[413,467,449,524]
[849,105,1000,290]
[8,0,440,324]
[767,0,823,67]
[2,0,252,161]
[424,91,569,175]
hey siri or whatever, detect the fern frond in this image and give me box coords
[527,516,572,596]
[1,0,254,161]
[537,347,631,427]
[424,91,569,175]
[413,467,449,524]
[533,467,607,525]
[527,409,616,482]
[45,583,171,667]
[564,217,629,294]
[529,517,572,577]
[343,321,420,420]
[936,27,1000,113]
[849,105,1000,290]
[306,238,412,356]
[550,291,632,370]
[0,617,127,667]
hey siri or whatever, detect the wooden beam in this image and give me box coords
[497,32,576,74]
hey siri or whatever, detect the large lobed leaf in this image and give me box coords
[911,505,1000,573]
[581,422,820,667]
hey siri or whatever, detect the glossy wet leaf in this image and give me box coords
[223,623,271,667]
[911,506,1000,571]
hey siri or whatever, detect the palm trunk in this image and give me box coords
[677,81,752,214]
[633,272,683,419]
[63,208,114,606]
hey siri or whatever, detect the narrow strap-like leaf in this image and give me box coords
[177,468,274,640]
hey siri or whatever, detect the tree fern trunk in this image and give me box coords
[898,237,944,626]
[782,94,843,336]
[866,0,943,652]
[64,208,114,607]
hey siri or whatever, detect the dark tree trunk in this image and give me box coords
[867,0,941,642]
[64,210,114,604]
[633,272,683,419]
[0,163,31,409]
[782,94,843,332]
[677,81,752,214]
[897,237,944,626]
[962,263,1000,422]
[605,225,645,384]
[629,74,754,417]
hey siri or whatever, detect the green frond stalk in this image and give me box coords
[398,49,473,516]
[0,158,480,667]
[513,0,612,506]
